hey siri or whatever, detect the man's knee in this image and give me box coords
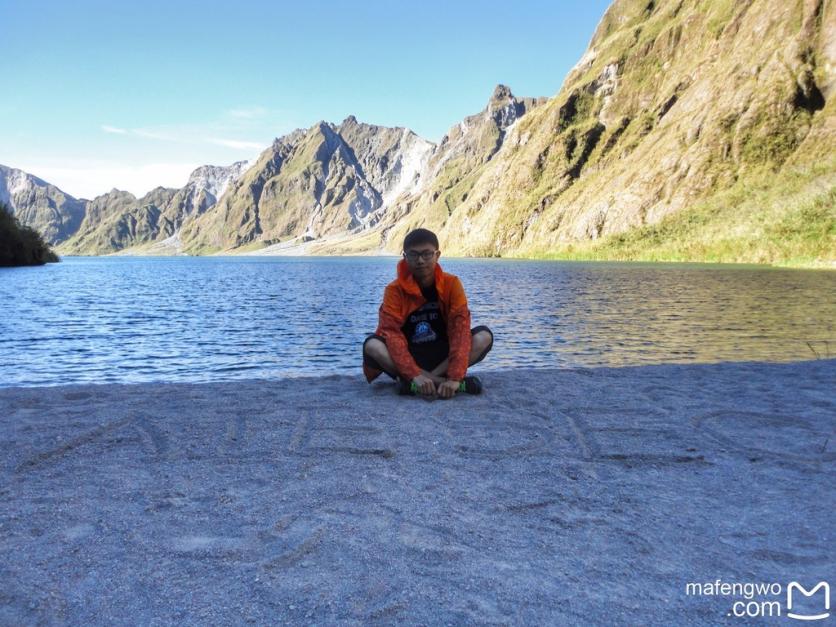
[469,326,493,366]
[472,327,493,354]
[363,336,388,359]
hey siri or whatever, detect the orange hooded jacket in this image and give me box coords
[363,258,472,383]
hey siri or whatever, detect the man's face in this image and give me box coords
[403,244,440,281]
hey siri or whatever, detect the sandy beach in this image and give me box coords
[1,359,833,625]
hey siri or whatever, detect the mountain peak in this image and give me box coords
[185,161,249,203]
[187,161,248,182]
[490,84,514,104]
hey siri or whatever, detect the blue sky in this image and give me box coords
[1,0,612,199]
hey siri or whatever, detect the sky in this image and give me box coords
[0,0,612,199]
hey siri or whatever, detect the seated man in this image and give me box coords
[362,228,493,398]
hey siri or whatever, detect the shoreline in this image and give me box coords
[52,249,836,270]
[50,243,835,271]
[1,357,832,391]
[1,359,833,623]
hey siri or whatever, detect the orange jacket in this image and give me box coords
[364,258,472,383]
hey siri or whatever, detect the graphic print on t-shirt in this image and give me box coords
[410,305,440,344]
[400,283,449,370]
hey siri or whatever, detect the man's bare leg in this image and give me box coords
[363,338,399,379]
[364,339,444,385]
[364,330,492,383]
[428,330,493,380]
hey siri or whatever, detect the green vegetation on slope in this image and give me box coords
[0,202,60,266]
[515,161,836,267]
[424,0,835,268]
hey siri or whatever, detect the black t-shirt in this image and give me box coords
[400,282,449,369]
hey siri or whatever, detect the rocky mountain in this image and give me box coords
[0,165,85,244]
[174,85,544,255]
[4,0,834,264]
[1,161,250,255]
[374,85,548,253]
[179,0,833,263]
[3,83,546,257]
[177,119,435,253]
[54,161,248,255]
[389,0,835,260]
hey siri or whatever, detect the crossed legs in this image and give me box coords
[363,327,493,383]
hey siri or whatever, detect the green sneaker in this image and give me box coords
[397,377,418,396]
[457,376,483,394]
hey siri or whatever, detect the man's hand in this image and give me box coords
[437,379,460,399]
[421,369,446,386]
[412,373,437,396]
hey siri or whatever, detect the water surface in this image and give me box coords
[1,256,833,387]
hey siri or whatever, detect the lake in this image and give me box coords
[1,256,833,387]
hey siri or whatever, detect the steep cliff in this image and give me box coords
[55,161,248,255]
[0,165,85,244]
[399,0,834,263]
[5,0,834,264]
[0,201,59,266]
[178,121,436,254]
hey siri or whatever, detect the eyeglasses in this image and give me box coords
[403,250,437,262]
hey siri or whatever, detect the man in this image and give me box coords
[362,228,493,398]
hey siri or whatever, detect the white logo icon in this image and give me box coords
[787,582,830,621]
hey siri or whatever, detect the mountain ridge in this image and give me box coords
[3,0,834,266]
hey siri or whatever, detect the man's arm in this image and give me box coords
[445,276,472,382]
[378,285,422,381]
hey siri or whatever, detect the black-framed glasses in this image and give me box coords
[403,250,437,262]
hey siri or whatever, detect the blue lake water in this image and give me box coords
[1,256,834,388]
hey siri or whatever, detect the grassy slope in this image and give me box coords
[513,159,836,267]
[459,0,836,268]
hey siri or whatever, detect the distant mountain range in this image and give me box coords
[3,0,834,264]
[0,161,248,255]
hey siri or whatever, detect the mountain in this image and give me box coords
[399,0,834,261]
[177,119,439,254]
[0,161,250,255]
[4,0,834,265]
[0,165,85,244]
[54,161,249,255]
[175,85,544,255]
[177,0,833,264]
[374,84,548,253]
[0,201,59,266]
[3,83,547,257]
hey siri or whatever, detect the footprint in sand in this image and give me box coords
[63,391,93,401]
[447,419,555,459]
[129,513,328,568]
[695,410,835,462]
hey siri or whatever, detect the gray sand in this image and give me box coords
[1,360,834,625]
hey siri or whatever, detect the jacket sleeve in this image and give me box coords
[445,276,472,381]
[378,285,422,381]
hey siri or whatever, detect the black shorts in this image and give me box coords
[363,325,493,380]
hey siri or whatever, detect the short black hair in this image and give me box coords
[403,228,439,250]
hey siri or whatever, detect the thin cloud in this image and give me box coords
[227,106,268,119]
[100,126,177,141]
[132,128,179,141]
[206,137,264,151]
[100,123,268,150]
